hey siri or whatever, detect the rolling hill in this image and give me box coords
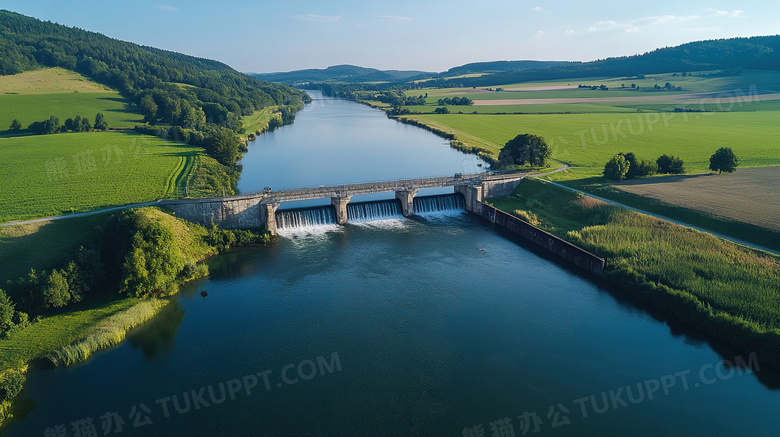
[0,9,306,129]
[252,64,430,84]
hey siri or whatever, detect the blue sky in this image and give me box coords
[3,1,778,73]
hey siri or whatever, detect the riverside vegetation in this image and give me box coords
[488,179,780,368]
[0,207,274,426]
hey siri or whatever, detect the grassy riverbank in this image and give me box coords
[0,207,273,428]
[488,179,780,367]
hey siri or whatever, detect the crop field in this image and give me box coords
[0,131,200,222]
[0,68,142,133]
[616,167,780,232]
[0,67,113,95]
[405,111,780,176]
[0,93,141,133]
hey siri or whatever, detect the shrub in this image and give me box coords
[0,370,24,403]
[624,152,657,178]
[657,154,685,174]
[603,154,629,180]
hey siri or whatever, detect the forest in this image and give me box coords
[0,10,310,164]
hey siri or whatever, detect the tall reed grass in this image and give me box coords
[46,299,169,367]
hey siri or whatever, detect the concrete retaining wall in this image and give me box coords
[481,177,524,199]
[470,202,605,273]
[164,197,265,229]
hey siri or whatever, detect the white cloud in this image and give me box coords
[378,15,413,22]
[292,14,341,23]
[565,29,574,35]
[589,14,701,33]
[709,9,746,18]
[533,30,545,39]
[532,6,543,12]
[154,5,177,12]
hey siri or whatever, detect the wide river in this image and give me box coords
[5,92,780,436]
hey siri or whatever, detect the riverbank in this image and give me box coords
[485,178,780,369]
[0,207,274,429]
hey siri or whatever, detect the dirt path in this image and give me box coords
[539,178,779,256]
[616,168,780,232]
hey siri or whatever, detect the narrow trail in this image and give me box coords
[0,200,162,227]
[537,178,780,256]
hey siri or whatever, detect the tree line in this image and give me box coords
[15,112,108,134]
[603,147,738,180]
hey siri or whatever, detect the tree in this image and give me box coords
[709,147,739,174]
[624,152,657,178]
[656,154,685,174]
[498,134,552,168]
[0,289,15,334]
[139,95,158,122]
[120,222,185,298]
[79,116,91,132]
[203,127,242,165]
[604,154,629,180]
[9,119,21,131]
[41,269,71,309]
[433,107,449,114]
[94,112,108,131]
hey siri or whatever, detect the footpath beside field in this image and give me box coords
[615,167,780,232]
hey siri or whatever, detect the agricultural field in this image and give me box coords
[406,111,780,176]
[616,167,780,232]
[405,70,780,115]
[0,131,200,222]
[0,68,142,133]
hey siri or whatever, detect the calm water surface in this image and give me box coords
[5,94,780,437]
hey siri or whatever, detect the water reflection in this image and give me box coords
[126,301,186,361]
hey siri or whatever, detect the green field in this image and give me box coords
[406,111,780,177]
[0,131,200,222]
[242,106,278,134]
[0,214,111,287]
[0,68,142,133]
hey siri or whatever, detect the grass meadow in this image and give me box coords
[0,213,111,287]
[0,131,200,222]
[0,297,141,372]
[405,111,780,177]
[0,68,142,133]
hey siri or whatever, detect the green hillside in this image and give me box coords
[0,10,307,133]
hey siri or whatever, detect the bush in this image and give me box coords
[0,370,24,402]
[657,154,685,174]
[624,152,657,178]
[604,154,629,180]
[0,290,15,335]
[120,221,185,298]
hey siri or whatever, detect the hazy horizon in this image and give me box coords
[2,1,778,74]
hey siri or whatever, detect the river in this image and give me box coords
[5,93,780,437]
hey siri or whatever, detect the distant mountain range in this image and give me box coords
[252,65,430,84]
[253,35,780,86]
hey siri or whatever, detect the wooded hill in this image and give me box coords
[425,35,780,87]
[0,10,306,133]
[253,64,430,84]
